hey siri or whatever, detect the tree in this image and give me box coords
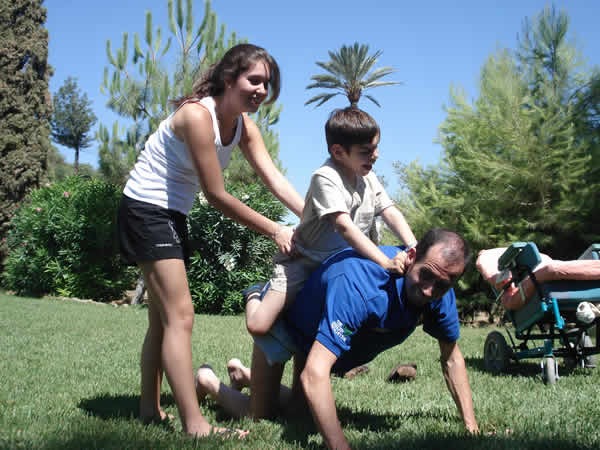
[98,0,283,186]
[0,0,52,264]
[305,42,401,108]
[50,77,97,173]
[47,145,98,181]
[395,6,600,318]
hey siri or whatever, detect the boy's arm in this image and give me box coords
[329,212,406,273]
[380,206,417,247]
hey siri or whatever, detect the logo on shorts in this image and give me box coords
[331,320,356,343]
[168,220,181,244]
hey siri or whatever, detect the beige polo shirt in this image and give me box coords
[294,158,393,264]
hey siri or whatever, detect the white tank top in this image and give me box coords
[123,96,243,215]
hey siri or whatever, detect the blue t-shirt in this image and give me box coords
[284,246,460,373]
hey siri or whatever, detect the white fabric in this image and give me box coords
[293,158,394,264]
[124,97,243,215]
[576,302,600,324]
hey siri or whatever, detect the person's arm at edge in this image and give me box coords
[380,206,417,247]
[300,341,351,450]
[438,339,479,434]
[239,114,305,218]
[179,105,294,253]
[329,212,405,273]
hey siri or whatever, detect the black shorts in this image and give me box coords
[117,195,190,266]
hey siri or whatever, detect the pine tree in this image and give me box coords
[0,0,52,262]
[51,77,97,173]
[98,0,283,186]
[395,7,600,317]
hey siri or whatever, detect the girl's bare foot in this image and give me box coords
[227,358,251,391]
[184,413,248,440]
[140,407,174,424]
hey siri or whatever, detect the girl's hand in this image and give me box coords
[272,225,295,256]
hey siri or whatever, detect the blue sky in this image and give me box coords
[46,1,600,222]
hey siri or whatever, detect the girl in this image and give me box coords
[118,43,304,438]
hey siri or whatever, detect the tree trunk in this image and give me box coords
[74,145,80,173]
[132,275,146,305]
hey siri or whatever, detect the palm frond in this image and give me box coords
[363,81,404,90]
[363,94,381,107]
[307,74,345,87]
[304,92,340,107]
[305,42,402,107]
[364,66,398,83]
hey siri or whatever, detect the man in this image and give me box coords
[195,229,479,448]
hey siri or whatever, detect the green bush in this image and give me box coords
[2,176,136,300]
[187,181,288,314]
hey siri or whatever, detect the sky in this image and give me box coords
[45,1,600,223]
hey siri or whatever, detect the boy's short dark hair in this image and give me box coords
[325,107,380,153]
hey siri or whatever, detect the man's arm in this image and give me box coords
[438,340,479,434]
[300,341,350,450]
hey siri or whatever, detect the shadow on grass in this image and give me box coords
[349,433,596,450]
[465,356,596,382]
[11,429,596,450]
[78,392,175,422]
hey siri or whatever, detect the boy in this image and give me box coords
[246,107,417,340]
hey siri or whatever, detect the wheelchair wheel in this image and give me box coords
[484,331,511,374]
[564,334,596,369]
[542,357,557,385]
[582,335,596,368]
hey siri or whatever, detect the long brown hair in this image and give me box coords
[171,43,281,109]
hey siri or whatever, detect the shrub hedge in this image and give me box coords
[2,176,136,300]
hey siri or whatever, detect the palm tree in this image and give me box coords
[305,42,402,108]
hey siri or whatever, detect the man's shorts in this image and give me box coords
[250,282,298,365]
[117,195,190,266]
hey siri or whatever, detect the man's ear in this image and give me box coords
[405,246,417,267]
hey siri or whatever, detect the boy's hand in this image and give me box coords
[386,251,408,275]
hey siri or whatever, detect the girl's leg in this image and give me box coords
[140,259,211,437]
[139,291,167,422]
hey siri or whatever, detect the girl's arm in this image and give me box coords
[238,114,305,218]
[176,104,294,254]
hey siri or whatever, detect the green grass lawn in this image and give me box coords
[1,293,599,449]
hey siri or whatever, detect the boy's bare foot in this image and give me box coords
[195,364,219,402]
[227,358,251,391]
